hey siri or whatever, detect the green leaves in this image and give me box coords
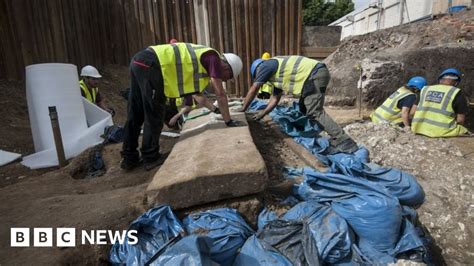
[303,0,354,26]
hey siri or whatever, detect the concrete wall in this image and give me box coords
[301,26,342,47]
[330,0,471,40]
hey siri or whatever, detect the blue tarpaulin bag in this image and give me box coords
[182,208,254,265]
[150,235,216,265]
[283,201,354,264]
[234,235,293,266]
[109,205,185,266]
[102,125,124,144]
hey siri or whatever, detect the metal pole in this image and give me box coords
[48,106,67,167]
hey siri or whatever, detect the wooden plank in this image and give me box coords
[230,0,238,95]
[173,0,183,41]
[296,0,303,55]
[160,0,170,42]
[188,0,197,43]
[284,0,289,54]
[216,0,224,52]
[49,0,66,62]
[257,0,263,56]
[244,0,251,93]
[0,0,23,79]
[288,0,294,54]
[151,0,161,43]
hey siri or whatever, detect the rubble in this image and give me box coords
[345,122,474,264]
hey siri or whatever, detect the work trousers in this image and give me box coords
[299,65,352,146]
[122,49,166,163]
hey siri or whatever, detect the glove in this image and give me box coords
[213,107,221,114]
[252,112,265,121]
[225,119,242,127]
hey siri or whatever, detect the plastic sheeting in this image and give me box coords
[294,168,425,264]
[182,208,254,265]
[0,150,21,166]
[22,64,113,169]
[256,219,320,266]
[234,235,293,266]
[109,206,185,266]
[283,201,354,264]
[270,102,322,137]
[150,235,217,266]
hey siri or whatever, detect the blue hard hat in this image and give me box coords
[438,68,462,81]
[406,76,427,90]
[250,59,264,79]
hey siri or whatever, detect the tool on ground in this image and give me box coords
[355,63,363,119]
[48,106,67,167]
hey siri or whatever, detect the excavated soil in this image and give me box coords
[344,122,474,265]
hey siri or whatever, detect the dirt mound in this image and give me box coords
[325,9,474,124]
[345,122,474,264]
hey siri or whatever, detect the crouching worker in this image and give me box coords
[79,65,115,115]
[121,42,243,171]
[165,94,220,130]
[370,76,426,128]
[412,68,470,137]
[237,55,359,154]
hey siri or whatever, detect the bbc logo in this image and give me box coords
[11,228,75,247]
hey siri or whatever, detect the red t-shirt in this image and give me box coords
[200,50,222,79]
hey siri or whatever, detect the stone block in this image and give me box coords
[146,110,267,209]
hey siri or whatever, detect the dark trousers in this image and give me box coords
[299,66,353,146]
[121,49,166,163]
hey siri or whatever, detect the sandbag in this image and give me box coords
[283,201,354,264]
[257,219,320,266]
[150,235,218,266]
[182,208,254,265]
[109,205,185,266]
[327,152,425,207]
[233,235,293,266]
[295,169,402,264]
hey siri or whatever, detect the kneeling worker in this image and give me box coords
[412,68,469,137]
[121,42,243,170]
[371,76,426,128]
[238,55,358,154]
[80,65,114,115]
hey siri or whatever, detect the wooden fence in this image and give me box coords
[0,0,302,96]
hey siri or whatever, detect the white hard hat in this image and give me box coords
[80,65,102,78]
[223,53,243,79]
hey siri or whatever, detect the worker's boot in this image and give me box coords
[143,154,165,171]
[120,159,142,171]
[327,137,358,155]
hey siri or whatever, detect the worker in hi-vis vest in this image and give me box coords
[412,68,470,137]
[121,42,243,171]
[79,65,114,115]
[237,55,359,154]
[256,52,274,99]
[371,76,427,128]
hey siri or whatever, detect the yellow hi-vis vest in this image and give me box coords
[370,86,414,125]
[150,43,216,98]
[79,79,98,103]
[259,83,273,94]
[412,84,468,137]
[269,56,319,96]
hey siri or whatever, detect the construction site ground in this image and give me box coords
[0,65,473,265]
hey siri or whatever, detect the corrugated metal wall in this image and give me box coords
[0,0,302,96]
